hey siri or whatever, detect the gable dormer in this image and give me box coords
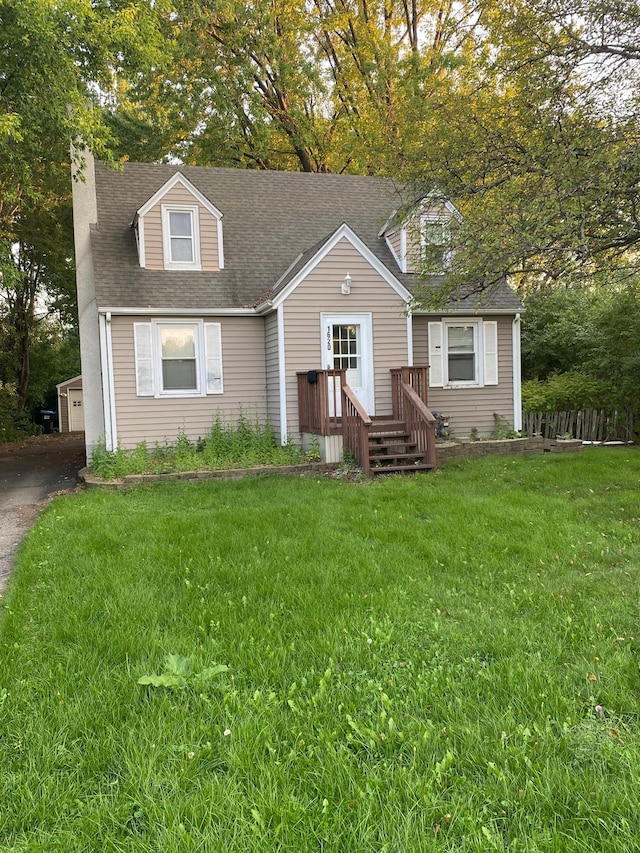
[380,191,460,275]
[133,172,224,271]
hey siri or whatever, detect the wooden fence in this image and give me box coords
[522,410,634,442]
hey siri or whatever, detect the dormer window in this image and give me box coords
[420,214,450,271]
[134,173,223,271]
[162,205,201,270]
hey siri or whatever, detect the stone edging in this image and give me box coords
[436,436,583,464]
[79,461,339,489]
[78,439,585,488]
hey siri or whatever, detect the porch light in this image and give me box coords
[342,273,351,295]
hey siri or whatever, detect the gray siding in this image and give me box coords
[412,314,516,436]
[282,237,409,437]
[265,311,281,437]
[111,315,266,448]
[141,184,221,271]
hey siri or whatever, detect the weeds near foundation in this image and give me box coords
[90,415,316,479]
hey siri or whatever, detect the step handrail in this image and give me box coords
[399,381,437,469]
[341,384,372,476]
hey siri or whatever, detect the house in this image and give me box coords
[56,375,84,433]
[72,152,522,473]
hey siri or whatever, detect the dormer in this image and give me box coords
[380,191,460,275]
[133,172,224,271]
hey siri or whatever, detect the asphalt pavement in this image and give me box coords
[0,432,85,596]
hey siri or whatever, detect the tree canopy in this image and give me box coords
[2,0,639,434]
[405,0,640,299]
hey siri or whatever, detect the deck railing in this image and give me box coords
[297,369,346,435]
[341,385,373,476]
[390,366,429,419]
[394,375,437,468]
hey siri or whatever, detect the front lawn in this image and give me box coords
[1,451,639,851]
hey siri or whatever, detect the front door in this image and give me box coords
[322,314,374,416]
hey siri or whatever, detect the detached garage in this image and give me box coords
[56,375,85,433]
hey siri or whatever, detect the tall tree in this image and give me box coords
[405,0,640,302]
[0,0,167,415]
[107,0,485,174]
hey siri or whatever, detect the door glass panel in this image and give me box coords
[332,324,362,388]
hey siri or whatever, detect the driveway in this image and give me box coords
[0,432,85,596]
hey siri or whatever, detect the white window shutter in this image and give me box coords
[205,322,223,393]
[483,321,498,386]
[134,323,154,396]
[428,322,444,387]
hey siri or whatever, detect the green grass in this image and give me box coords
[90,417,319,479]
[1,449,640,851]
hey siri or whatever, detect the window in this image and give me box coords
[428,319,498,388]
[160,325,198,391]
[161,205,201,270]
[446,324,476,383]
[420,214,450,271]
[134,321,223,397]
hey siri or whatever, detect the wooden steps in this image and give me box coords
[368,419,435,475]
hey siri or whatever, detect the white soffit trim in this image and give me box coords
[138,217,146,267]
[385,234,401,267]
[137,172,224,221]
[277,305,288,445]
[413,308,519,316]
[217,217,225,269]
[98,307,256,316]
[415,188,463,222]
[269,223,412,308]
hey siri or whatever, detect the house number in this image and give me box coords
[327,327,332,351]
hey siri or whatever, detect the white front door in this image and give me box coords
[68,389,85,432]
[322,314,374,415]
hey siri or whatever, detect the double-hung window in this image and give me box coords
[134,320,223,397]
[446,323,477,383]
[420,214,450,272]
[159,324,198,392]
[428,319,498,388]
[162,205,201,270]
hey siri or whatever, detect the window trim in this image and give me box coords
[154,321,204,397]
[136,319,223,398]
[420,213,451,272]
[443,319,481,388]
[428,318,498,390]
[161,204,202,271]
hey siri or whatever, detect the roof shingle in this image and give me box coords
[90,162,521,312]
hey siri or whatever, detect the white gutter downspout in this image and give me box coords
[277,305,288,445]
[512,312,522,432]
[99,312,118,450]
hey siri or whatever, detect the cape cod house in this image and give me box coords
[72,153,522,474]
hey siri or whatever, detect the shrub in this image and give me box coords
[0,382,39,444]
[522,372,616,413]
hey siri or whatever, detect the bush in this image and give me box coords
[0,383,39,444]
[522,372,617,412]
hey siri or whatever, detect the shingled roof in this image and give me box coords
[90,161,521,312]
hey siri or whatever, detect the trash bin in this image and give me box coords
[39,409,56,434]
